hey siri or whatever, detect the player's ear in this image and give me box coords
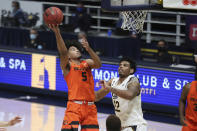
[130,69,134,74]
[67,52,71,59]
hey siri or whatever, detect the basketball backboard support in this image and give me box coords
[101,0,163,11]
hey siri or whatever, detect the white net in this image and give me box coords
[121,10,148,33]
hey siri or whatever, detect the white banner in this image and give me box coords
[163,0,197,10]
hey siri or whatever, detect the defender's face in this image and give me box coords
[68,46,81,59]
[118,61,133,77]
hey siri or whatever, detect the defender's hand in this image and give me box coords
[99,80,111,91]
[8,116,22,126]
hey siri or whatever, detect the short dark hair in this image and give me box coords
[65,40,82,53]
[120,56,136,74]
[106,115,121,131]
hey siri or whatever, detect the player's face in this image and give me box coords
[68,46,81,59]
[118,61,132,78]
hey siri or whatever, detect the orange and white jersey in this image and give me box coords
[64,60,95,101]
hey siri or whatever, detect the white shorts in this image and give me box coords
[122,123,147,131]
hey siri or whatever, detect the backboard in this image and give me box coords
[101,0,162,33]
[101,0,197,33]
[101,0,162,11]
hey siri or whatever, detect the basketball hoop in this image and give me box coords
[100,0,162,33]
[120,10,147,33]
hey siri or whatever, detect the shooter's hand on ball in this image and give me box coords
[48,24,60,34]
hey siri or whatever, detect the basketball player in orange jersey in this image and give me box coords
[49,24,101,131]
[179,76,197,131]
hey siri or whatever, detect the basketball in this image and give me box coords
[43,7,63,25]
